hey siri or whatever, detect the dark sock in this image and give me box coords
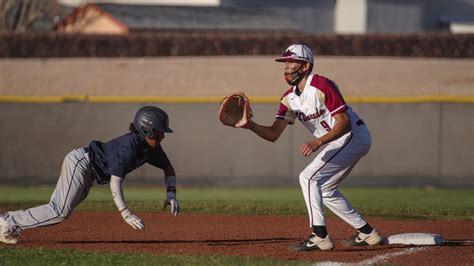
[357,223,373,234]
[312,226,328,238]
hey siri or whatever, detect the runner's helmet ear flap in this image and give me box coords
[133,106,173,139]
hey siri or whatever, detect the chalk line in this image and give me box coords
[314,246,429,266]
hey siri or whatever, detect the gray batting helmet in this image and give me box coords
[133,106,173,138]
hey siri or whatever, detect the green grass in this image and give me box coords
[0,186,472,220]
[0,246,305,266]
[0,186,472,265]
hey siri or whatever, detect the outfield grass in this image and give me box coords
[0,186,472,220]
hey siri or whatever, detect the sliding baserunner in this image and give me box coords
[1,106,180,244]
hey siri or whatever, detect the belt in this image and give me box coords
[356,119,365,126]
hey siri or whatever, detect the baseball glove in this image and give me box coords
[218,92,253,128]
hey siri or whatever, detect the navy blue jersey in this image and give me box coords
[87,132,170,184]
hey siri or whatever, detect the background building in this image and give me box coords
[2,0,473,33]
[55,4,299,33]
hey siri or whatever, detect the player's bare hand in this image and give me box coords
[300,139,323,156]
[121,208,145,230]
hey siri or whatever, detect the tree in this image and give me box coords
[0,0,57,32]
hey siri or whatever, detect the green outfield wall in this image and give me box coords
[0,98,472,187]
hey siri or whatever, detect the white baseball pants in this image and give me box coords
[5,148,94,229]
[299,124,371,229]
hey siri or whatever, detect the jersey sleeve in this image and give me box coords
[322,79,347,115]
[275,90,296,124]
[148,146,171,170]
[107,154,131,179]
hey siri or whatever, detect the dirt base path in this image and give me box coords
[6,212,474,264]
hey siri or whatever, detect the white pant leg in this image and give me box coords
[6,148,94,229]
[299,171,324,226]
[299,129,371,229]
[321,162,367,229]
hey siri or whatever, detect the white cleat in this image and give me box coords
[0,214,20,245]
[342,229,383,247]
[289,234,335,251]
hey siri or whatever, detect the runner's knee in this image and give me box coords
[49,203,73,221]
[299,170,313,181]
[322,189,341,199]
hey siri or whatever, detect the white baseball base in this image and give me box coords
[382,233,444,245]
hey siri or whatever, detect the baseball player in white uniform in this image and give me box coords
[244,44,382,251]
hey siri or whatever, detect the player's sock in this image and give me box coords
[312,225,328,238]
[357,223,373,234]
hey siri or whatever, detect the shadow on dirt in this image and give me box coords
[442,239,474,246]
[59,237,300,246]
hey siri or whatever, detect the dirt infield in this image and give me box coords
[6,212,473,264]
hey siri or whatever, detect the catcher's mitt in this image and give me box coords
[218,92,253,128]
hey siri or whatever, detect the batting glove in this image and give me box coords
[121,208,144,230]
[163,191,181,216]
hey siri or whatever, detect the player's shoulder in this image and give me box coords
[115,133,147,159]
[107,133,141,151]
[309,74,332,87]
[309,74,339,92]
[280,87,294,99]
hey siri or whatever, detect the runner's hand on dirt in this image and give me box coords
[121,208,144,230]
[163,192,181,216]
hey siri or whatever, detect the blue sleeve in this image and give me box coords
[148,146,171,169]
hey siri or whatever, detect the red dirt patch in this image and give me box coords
[4,212,474,264]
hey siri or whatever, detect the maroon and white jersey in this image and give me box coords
[276,74,361,138]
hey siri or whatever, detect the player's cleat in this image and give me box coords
[0,214,20,245]
[341,229,382,247]
[289,233,334,251]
